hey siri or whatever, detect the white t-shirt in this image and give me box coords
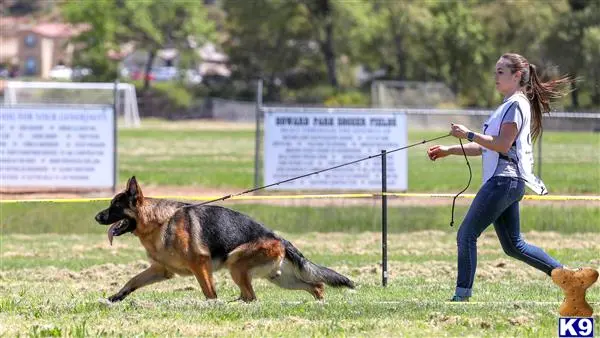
[481,92,547,195]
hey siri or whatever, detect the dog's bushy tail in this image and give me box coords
[281,239,355,289]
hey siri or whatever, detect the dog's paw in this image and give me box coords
[97,297,114,306]
[107,293,126,303]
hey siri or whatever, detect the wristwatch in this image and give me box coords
[467,131,475,142]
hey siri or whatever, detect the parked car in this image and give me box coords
[130,69,155,81]
[49,65,72,80]
[152,66,178,81]
[48,65,92,81]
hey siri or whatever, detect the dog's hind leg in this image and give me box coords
[108,264,174,302]
[229,265,256,302]
[227,239,285,302]
[188,256,218,300]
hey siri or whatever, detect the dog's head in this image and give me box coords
[95,176,144,243]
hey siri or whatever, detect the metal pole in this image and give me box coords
[253,79,263,190]
[537,133,542,179]
[381,150,388,287]
[113,79,119,194]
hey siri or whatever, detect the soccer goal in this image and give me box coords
[3,81,141,128]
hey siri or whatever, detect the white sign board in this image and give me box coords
[0,105,115,189]
[264,111,407,190]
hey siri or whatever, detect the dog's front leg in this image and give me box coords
[108,264,174,302]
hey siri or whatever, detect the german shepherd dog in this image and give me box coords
[95,176,355,303]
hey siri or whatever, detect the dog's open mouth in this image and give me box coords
[107,218,137,245]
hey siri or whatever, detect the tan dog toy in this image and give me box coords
[551,267,599,317]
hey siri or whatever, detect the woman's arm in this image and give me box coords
[451,123,518,154]
[427,142,481,161]
[446,142,482,156]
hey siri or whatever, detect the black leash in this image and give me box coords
[183,132,473,227]
[183,133,452,209]
[450,139,472,226]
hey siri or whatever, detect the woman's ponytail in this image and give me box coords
[502,53,573,142]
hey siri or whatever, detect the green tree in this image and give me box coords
[476,0,566,58]
[474,0,568,105]
[367,0,433,81]
[582,26,600,105]
[296,0,383,89]
[544,0,599,108]
[423,0,490,106]
[329,0,386,85]
[62,0,120,82]
[118,0,215,91]
[63,0,215,90]
[297,0,339,88]
[222,0,314,100]
[224,0,384,98]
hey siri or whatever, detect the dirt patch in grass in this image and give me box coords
[0,261,150,283]
[1,251,37,258]
[508,315,534,326]
[288,231,599,284]
[346,258,547,284]
[3,231,596,288]
[283,231,600,257]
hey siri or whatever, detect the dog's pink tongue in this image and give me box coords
[107,222,117,246]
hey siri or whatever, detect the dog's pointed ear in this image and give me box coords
[125,176,133,190]
[126,176,144,204]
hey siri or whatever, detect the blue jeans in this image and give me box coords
[455,176,562,298]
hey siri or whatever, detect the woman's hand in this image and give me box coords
[427,145,450,161]
[450,123,471,139]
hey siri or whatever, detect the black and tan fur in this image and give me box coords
[95,176,355,303]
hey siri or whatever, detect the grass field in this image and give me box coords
[1,120,599,337]
[1,230,599,337]
[116,119,600,194]
[1,199,599,336]
[2,201,600,234]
